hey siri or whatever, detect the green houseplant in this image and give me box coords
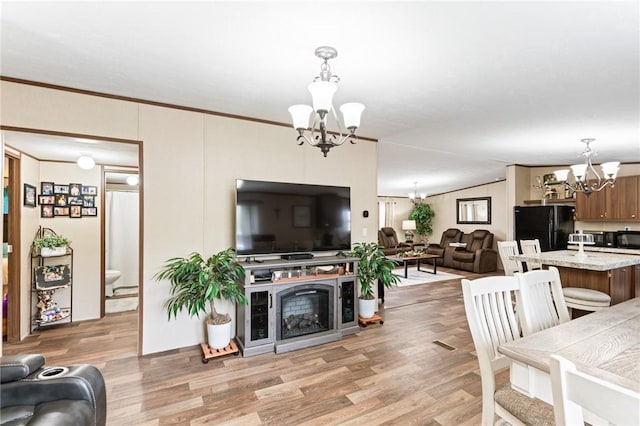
[409,203,435,243]
[349,242,400,318]
[34,234,71,257]
[154,248,247,349]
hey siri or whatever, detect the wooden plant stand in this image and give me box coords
[358,313,384,327]
[200,339,240,363]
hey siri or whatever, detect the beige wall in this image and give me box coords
[1,80,378,355]
[427,181,508,244]
[19,155,40,338]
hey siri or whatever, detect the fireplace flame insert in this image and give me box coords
[277,283,334,341]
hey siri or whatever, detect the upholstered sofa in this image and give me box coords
[426,228,463,265]
[427,228,498,273]
[0,353,106,426]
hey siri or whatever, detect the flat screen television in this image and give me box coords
[235,179,351,256]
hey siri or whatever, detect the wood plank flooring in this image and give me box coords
[3,267,507,425]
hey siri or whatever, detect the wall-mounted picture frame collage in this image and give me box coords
[39,182,97,218]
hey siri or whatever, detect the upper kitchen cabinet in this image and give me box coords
[575,175,638,221]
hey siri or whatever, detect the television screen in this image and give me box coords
[235,179,351,256]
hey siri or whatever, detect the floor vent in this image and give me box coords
[433,340,456,351]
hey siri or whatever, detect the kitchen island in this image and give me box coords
[512,250,640,304]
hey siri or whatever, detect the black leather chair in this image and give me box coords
[0,354,106,426]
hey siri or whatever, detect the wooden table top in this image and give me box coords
[498,297,640,392]
[387,253,441,261]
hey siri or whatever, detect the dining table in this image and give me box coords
[498,297,640,422]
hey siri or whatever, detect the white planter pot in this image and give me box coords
[358,298,377,319]
[41,247,67,257]
[207,321,232,349]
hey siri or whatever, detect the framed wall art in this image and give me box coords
[81,207,97,216]
[54,184,69,195]
[23,184,37,207]
[41,205,54,218]
[70,206,82,218]
[41,182,54,195]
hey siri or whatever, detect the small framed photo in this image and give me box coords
[68,195,83,206]
[41,182,55,195]
[23,184,37,207]
[35,265,71,289]
[54,184,69,195]
[54,206,69,216]
[81,207,97,216]
[69,183,82,196]
[81,186,97,195]
[69,205,82,218]
[83,196,95,207]
[39,195,55,205]
[55,194,67,207]
[41,205,54,218]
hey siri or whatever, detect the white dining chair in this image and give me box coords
[550,354,640,426]
[519,238,611,315]
[519,239,542,271]
[497,241,523,276]
[515,266,570,336]
[462,276,555,426]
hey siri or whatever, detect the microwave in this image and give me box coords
[616,231,640,249]
[584,231,617,248]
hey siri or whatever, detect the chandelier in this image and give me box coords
[409,182,426,205]
[553,138,619,196]
[288,46,365,157]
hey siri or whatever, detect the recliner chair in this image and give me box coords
[426,228,463,265]
[377,227,412,256]
[0,354,106,426]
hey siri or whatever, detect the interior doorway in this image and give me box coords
[1,129,142,351]
[103,170,140,315]
[3,152,21,344]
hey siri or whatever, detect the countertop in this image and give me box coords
[511,249,640,271]
[567,245,640,256]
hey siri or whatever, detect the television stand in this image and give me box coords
[281,253,314,260]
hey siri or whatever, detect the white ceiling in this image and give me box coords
[1,1,639,196]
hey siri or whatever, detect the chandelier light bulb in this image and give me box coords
[340,103,365,129]
[308,81,337,113]
[288,105,313,130]
[600,161,620,178]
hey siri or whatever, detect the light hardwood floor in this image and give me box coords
[3,267,507,425]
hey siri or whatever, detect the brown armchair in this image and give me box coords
[426,228,463,265]
[447,229,497,273]
[378,227,412,256]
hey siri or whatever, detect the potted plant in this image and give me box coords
[154,248,247,349]
[34,234,71,257]
[409,203,435,244]
[349,242,400,318]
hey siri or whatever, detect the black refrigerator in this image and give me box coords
[514,205,575,251]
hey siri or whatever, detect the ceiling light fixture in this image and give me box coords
[76,155,95,170]
[553,138,619,196]
[126,175,139,186]
[408,182,427,205]
[288,46,365,157]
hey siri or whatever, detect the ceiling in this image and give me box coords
[1,1,638,197]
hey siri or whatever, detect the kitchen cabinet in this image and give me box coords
[575,175,639,221]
